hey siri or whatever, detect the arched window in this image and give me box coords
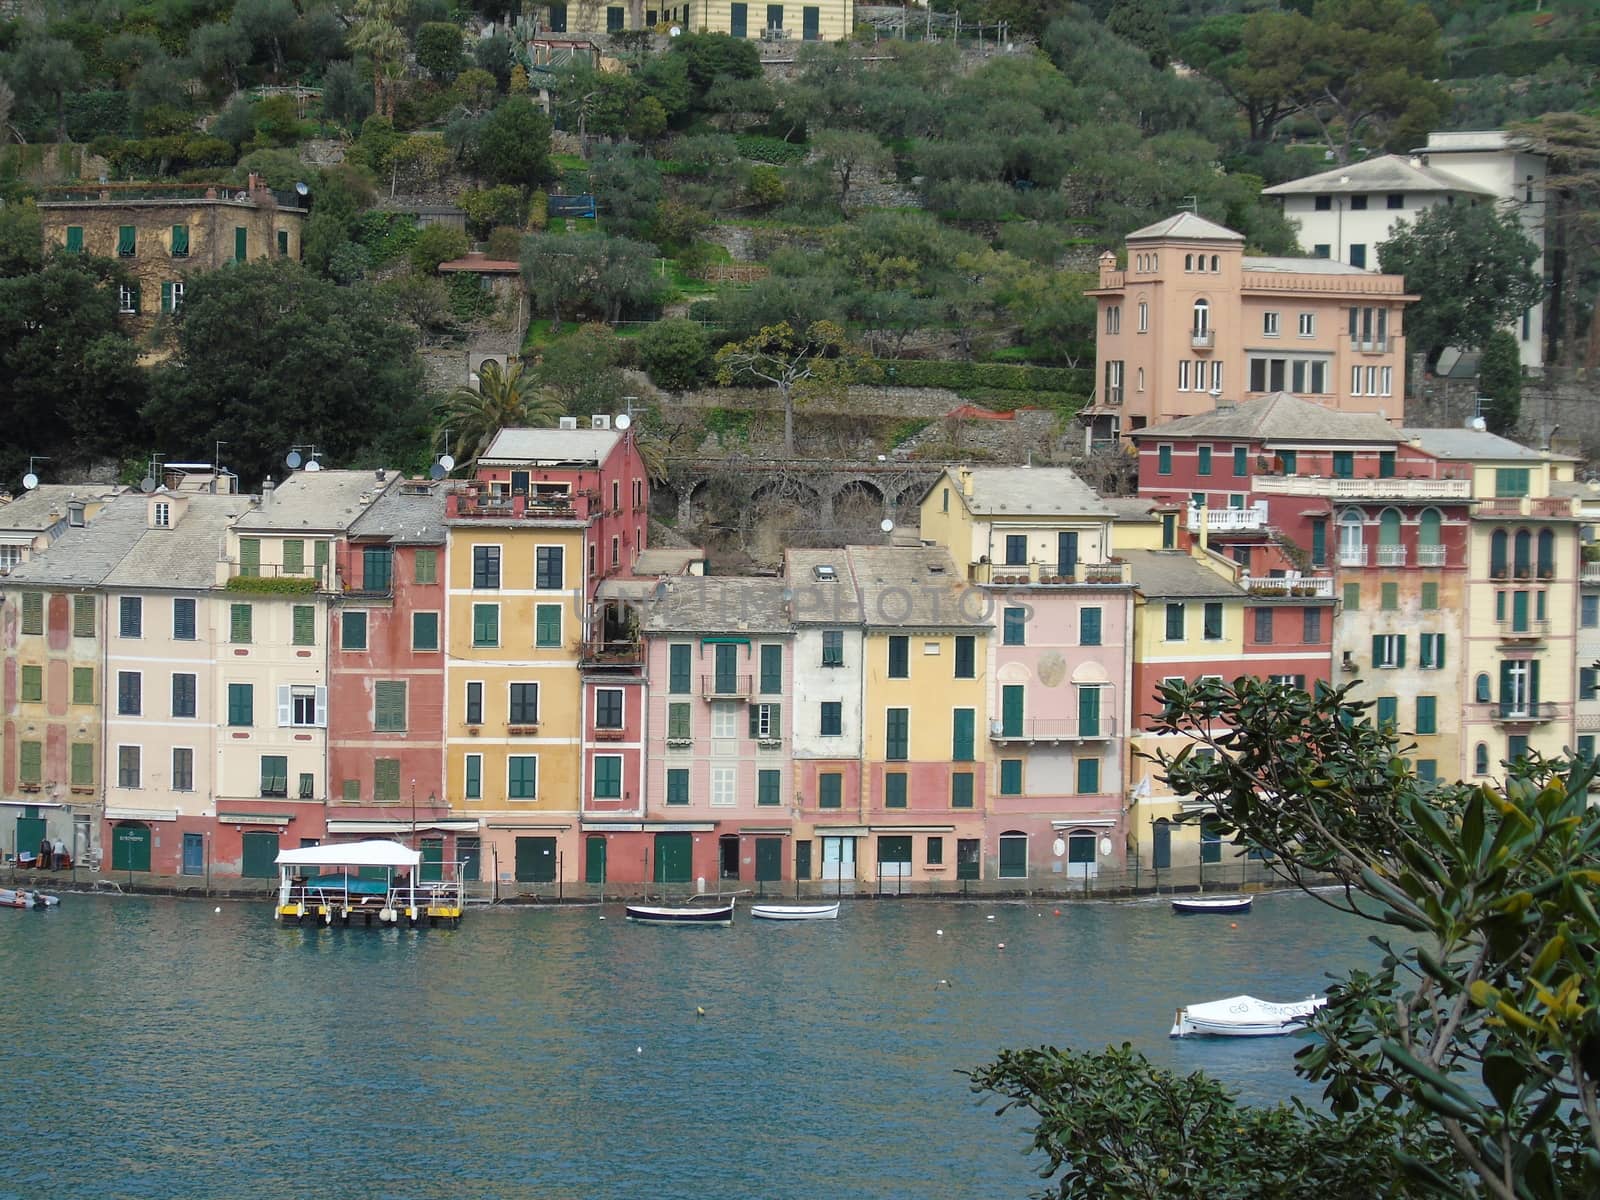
[1418,507,1442,547]
[998,831,1028,879]
[1475,673,1492,703]
[1378,508,1402,547]
[1192,298,1210,335]
[1136,367,1145,392]
[1338,509,1365,566]
[1514,529,1532,577]
[1537,528,1555,577]
[1210,254,1220,271]
[1185,253,1194,271]
[1474,743,1489,775]
[1490,529,1508,578]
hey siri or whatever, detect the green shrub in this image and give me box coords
[874,360,1091,394]
[352,211,421,266]
[734,134,807,165]
[639,318,711,390]
[226,576,318,594]
[410,224,470,274]
[485,225,523,261]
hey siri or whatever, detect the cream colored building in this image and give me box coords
[534,0,852,40]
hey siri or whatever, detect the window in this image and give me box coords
[750,768,778,808]
[508,756,537,800]
[72,595,95,638]
[119,746,141,789]
[594,756,622,799]
[20,665,41,703]
[509,682,539,725]
[804,770,840,810]
[1348,244,1367,268]
[1415,695,1437,735]
[1303,608,1322,643]
[1253,607,1273,643]
[1419,582,1439,612]
[535,546,564,589]
[667,701,690,741]
[820,701,842,736]
[72,667,93,705]
[666,768,689,806]
[1074,606,1103,647]
[460,680,483,726]
[1585,596,1600,629]
[952,709,975,761]
[882,771,908,809]
[1158,445,1172,475]
[821,630,844,666]
[1203,602,1223,640]
[20,591,42,635]
[534,603,562,648]
[260,755,288,798]
[228,682,253,726]
[471,603,499,647]
[1381,582,1398,611]
[885,708,909,761]
[65,226,83,253]
[1165,602,1185,641]
[338,610,366,650]
[1417,632,1445,671]
[595,689,623,729]
[759,643,782,693]
[472,545,500,589]
[1192,298,1209,335]
[1584,668,1600,702]
[117,671,142,716]
[888,635,909,678]
[18,741,41,785]
[1000,606,1027,646]
[951,772,974,809]
[1105,304,1121,334]
[999,759,1022,796]
[766,3,783,30]
[457,752,481,801]
[365,758,397,803]
[669,643,691,693]
[373,681,407,731]
[406,611,438,652]
[118,225,136,257]
[1298,313,1315,337]
[1077,757,1100,794]
[160,281,184,314]
[1373,634,1406,669]
[405,547,436,586]
[1197,445,1212,476]
[1138,300,1148,331]
[1314,195,1332,212]
[1263,312,1280,337]
[749,701,780,740]
[1343,582,1360,610]
[954,635,975,678]
[226,602,251,644]
[171,673,196,718]
[1475,743,1490,775]
[362,546,393,593]
[277,229,290,257]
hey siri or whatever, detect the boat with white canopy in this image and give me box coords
[274,839,465,927]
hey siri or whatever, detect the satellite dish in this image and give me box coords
[294,181,309,196]
[880,518,894,533]
[439,454,456,471]
[285,450,303,469]
[614,413,632,431]
[139,477,156,494]
[304,459,322,472]
[428,463,446,481]
[21,473,37,490]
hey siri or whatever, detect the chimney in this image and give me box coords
[1098,249,1118,287]
[958,467,974,497]
[247,172,261,194]
[261,477,275,508]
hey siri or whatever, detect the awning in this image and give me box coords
[868,824,957,833]
[275,839,419,868]
[1051,818,1119,830]
[813,825,868,837]
[484,821,574,831]
[0,799,66,809]
[700,636,749,645]
[739,827,791,836]
[105,806,178,823]
[326,819,480,834]
[218,811,292,827]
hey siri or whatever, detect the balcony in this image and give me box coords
[1583,563,1600,584]
[1349,339,1389,353]
[445,487,595,522]
[1241,574,1335,598]
[990,717,1117,743]
[593,727,626,741]
[1417,545,1448,567]
[1375,545,1407,567]
[1252,476,1472,500]
[701,674,752,700]
[975,560,1132,586]
[1475,702,1563,726]
[1497,619,1550,642]
[506,723,540,735]
[225,562,328,591]
[1188,506,1267,533]
[1475,496,1577,519]
[581,639,644,668]
[1191,329,1214,349]
[1338,547,1368,567]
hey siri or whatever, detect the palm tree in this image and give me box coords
[439,360,565,469]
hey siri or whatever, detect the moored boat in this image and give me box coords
[274,839,465,927]
[1170,993,1326,1038]
[1171,895,1253,915]
[625,902,735,926]
[0,888,60,910]
[751,902,840,921]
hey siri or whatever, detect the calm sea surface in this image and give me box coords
[0,890,1375,1200]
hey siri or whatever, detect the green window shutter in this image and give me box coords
[666,768,689,805]
[999,759,1022,795]
[1416,696,1437,735]
[1435,634,1445,670]
[748,702,759,738]
[20,666,41,702]
[374,681,407,731]
[72,667,94,705]
[667,702,690,739]
[1079,686,1101,737]
[952,709,974,761]
[463,756,481,799]
[951,772,974,808]
[228,682,253,726]
[21,592,42,635]
[472,603,498,646]
[343,778,360,802]
[1421,582,1438,610]
[757,769,780,806]
[535,603,562,647]
[72,594,95,637]
[118,225,136,255]
[19,741,41,784]
[292,604,315,646]
[759,643,782,693]
[70,742,93,787]
[1376,696,1397,728]
[313,539,328,585]
[819,773,842,808]
[260,755,288,796]
[161,281,173,313]
[283,539,304,573]
[374,758,400,802]
[1371,635,1383,667]
[234,226,247,262]
[230,603,252,643]
[1343,582,1359,611]
[884,772,907,808]
[1531,659,1541,705]
[1396,636,1406,668]
[669,644,691,693]
[594,757,621,797]
[1381,582,1398,610]
[886,709,908,760]
[413,612,439,651]
[1080,607,1101,645]
[277,229,289,256]
[1158,445,1171,474]
[171,224,188,256]
[414,548,437,584]
[65,226,82,252]
[1076,757,1100,794]
[129,283,142,313]
[238,537,260,576]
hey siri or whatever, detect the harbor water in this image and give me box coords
[1,890,1375,1199]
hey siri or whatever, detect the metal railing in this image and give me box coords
[1473,701,1562,725]
[1241,574,1335,597]
[1417,545,1448,567]
[1338,547,1368,567]
[700,674,752,699]
[1253,476,1471,499]
[1375,545,1407,567]
[975,561,1132,585]
[1190,329,1214,348]
[990,717,1117,742]
[1497,618,1551,641]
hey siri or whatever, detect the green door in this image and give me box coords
[1200,818,1223,864]
[585,835,606,884]
[241,831,280,878]
[1001,685,1024,737]
[654,832,692,883]
[420,837,443,883]
[754,837,782,882]
[16,814,45,862]
[458,836,481,882]
[112,822,151,872]
[714,643,737,693]
[1512,590,1530,632]
[998,833,1028,878]
[515,836,557,883]
[1079,686,1101,737]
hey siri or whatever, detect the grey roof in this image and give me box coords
[479,427,622,466]
[1420,130,1525,155]
[1263,153,1494,198]
[1127,213,1245,242]
[102,493,258,590]
[844,544,987,630]
[940,466,1115,518]
[1128,393,1402,444]
[1,495,152,587]
[1101,497,1162,522]
[235,470,398,533]
[1243,256,1375,275]
[641,575,791,634]
[0,484,124,534]
[635,547,704,577]
[348,480,447,545]
[1402,428,1573,463]
[786,549,864,624]
[1122,549,1243,600]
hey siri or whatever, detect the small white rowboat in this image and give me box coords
[1172,895,1253,915]
[1171,994,1326,1038]
[625,902,735,926]
[751,902,840,921]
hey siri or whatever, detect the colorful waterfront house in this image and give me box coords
[785,547,866,890]
[444,423,648,891]
[638,575,793,890]
[919,466,1136,885]
[1572,483,1600,781]
[326,477,463,876]
[1084,213,1414,441]
[0,495,146,869]
[847,543,989,891]
[100,491,261,878]
[1403,429,1583,782]
[576,546,703,889]
[1116,546,1255,878]
[216,470,401,879]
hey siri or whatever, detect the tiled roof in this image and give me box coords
[102,493,256,589]
[1402,428,1574,462]
[348,481,447,544]
[939,466,1115,518]
[2,495,151,587]
[1100,497,1162,522]
[1126,213,1245,242]
[235,470,397,533]
[1262,153,1494,197]
[1242,256,1375,275]
[1121,549,1243,599]
[641,575,791,634]
[786,549,863,624]
[845,544,987,629]
[635,547,705,577]
[1128,394,1401,444]
[0,484,123,534]
[479,427,622,465]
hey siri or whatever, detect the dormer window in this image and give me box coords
[68,502,85,528]
[153,502,171,528]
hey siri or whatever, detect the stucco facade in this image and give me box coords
[535,0,853,40]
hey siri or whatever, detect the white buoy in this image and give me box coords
[599,915,606,920]
[998,942,1006,949]
[987,914,996,921]
[936,929,943,935]
[214,906,221,914]
[636,1046,643,1054]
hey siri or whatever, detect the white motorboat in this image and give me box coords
[1172,895,1253,915]
[1170,994,1326,1038]
[751,902,840,921]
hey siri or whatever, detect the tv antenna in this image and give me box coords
[22,455,49,491]
[140,451,162,494]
